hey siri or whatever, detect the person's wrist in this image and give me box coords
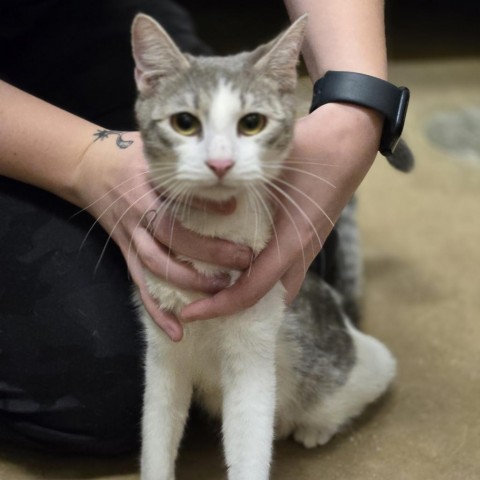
[71,130,144,211]
[309,102,382,162]
[68,127,105,209]
[290,103,381,227]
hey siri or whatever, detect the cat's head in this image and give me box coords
[131,13,307,202]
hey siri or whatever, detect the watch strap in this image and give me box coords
[309,71,410,156]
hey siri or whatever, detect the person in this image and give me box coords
[0,0,386,454]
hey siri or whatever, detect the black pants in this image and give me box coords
[0,179,145,454]
[0,0,209,455]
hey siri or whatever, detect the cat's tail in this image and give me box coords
[334,198,362,324]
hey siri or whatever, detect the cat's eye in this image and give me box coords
[170,112,201,136]
[238,113,267,136]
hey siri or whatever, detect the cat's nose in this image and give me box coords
[206,159,234,179]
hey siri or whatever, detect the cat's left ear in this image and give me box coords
[131,13,190,94]
[252,14,308,92]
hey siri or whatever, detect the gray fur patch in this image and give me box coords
[282,274,356,408]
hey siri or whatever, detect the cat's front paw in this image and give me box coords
[292,425,335,449]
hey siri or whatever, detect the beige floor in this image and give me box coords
[1,58,479,479]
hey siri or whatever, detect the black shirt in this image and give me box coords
[0,0,209,130]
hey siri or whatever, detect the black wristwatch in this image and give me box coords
[309,71,410,157]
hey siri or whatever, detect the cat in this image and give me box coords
[131,13,400,480]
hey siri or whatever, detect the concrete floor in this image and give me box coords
[1,56,479,480]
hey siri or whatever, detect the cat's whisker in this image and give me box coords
[148,165,181,185]
[258,183,308,276]
[128,182,176,268]
[267,179,326,252]
[165,187,187,280]
[261,177,326,262]
[128,182,192,281]
[165,192,183,282]
[94,175,183,272]
[78,177,152,254]
[70,169,151,221]
[94,188,158,273]
[126,194,166,272]
[70,163,179,221]
[246,187,260,277]
[247,185,282,265]
[265,174,335,228]
[78,170,178,253]
[151,184,189,239]
[178,190,194,225]
[183,190,196,221]
[282,155,343,165]
[242,190,253,270]
[78,176,157,251]
[263,165,337,189]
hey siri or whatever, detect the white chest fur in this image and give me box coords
[139,190,285,480]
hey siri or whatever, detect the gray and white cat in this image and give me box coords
[132,13,397,480]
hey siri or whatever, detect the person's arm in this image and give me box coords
[181,0,386,321]
[285,0,387,80]
[0,81,251,340]
[0,81,98,205]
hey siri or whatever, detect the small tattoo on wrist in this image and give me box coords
[93,129,134,149]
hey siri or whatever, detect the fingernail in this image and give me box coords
[165,322,183,342]
[211,273,231,290]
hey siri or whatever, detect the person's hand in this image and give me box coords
[73,130,252,341]
[180,103,383,321]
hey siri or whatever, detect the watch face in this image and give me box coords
[396,88,410,137]
[381,87,410,156]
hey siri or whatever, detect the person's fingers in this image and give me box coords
[138,284,183,342]
[130,227,232,294]
[190,196,237,215]
[179,202,325,321]
[280,246,318,305]
[180,241,291,321]
[180,243,319,321]
[146,209,253,270]
[125,252,183,342]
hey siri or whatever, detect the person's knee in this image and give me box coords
[0,386,142,455]
[0,345,144,455]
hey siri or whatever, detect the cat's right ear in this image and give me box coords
[131,14,190,94]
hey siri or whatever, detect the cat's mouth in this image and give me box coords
[194,183,242,202]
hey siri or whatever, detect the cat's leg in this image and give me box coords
[221,338,276,480]
[291,323,396,449]
[220,294,284,480]
[141,329,193,480]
